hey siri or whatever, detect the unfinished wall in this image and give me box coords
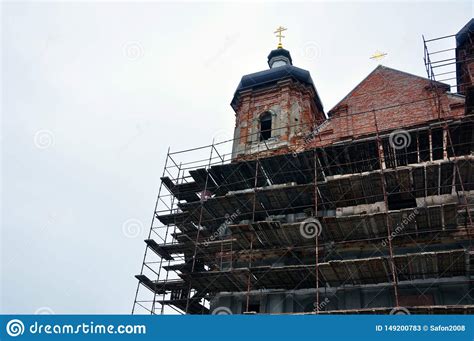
[231,78,324,160]
[211,279,473,314]
[310,66,465,149]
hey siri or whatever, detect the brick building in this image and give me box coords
[133,19,474,315]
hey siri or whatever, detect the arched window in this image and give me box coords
[259,111,272,141]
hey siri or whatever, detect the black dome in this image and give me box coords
[231,64,324,113]
[267,48,293,67]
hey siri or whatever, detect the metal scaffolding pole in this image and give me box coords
[372,110,400,308]
[314,149,320,313]
[185,142,215,313]
[132,147,171,314]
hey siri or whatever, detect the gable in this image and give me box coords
[327,65,450,118]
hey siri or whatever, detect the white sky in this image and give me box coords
[1,1,472,314]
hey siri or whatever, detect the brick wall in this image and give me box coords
[232,65,466,160]
[310,66,465,149]
[231,78,325,160]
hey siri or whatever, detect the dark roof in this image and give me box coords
[456,18,474,47]
[231,64,324,113]
[267,48,292,66]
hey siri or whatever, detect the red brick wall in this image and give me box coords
[233,66,466,160]
[310,66,465,148]
[232,78,325,160]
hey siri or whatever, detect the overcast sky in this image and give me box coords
[1,1,472,314]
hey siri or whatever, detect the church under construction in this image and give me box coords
[132,19,474,315]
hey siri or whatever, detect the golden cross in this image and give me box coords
[370,51,388,61]
[274,26,287,49]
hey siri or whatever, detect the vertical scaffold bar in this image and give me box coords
[185,142,215,313]
[246,157,260,312]
[159,162,182,314]
[153,163,180,314]
[314,149,320,313]
[132,147,171,314]
[372,110,400,308]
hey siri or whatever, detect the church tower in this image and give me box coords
[230,27,325,160]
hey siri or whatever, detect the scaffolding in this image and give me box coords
[131,108,474,314]
[423,34,458,87]
[423,22,473,94]
[132,30,474,315]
